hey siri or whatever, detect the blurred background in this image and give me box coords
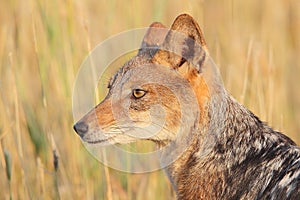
[0,0,300,199]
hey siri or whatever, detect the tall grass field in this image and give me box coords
[0,0,300,199]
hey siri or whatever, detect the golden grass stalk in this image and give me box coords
[53,150,61,200]
[4,149,12,200]
[83,17,113,200]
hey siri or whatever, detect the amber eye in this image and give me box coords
[132,89,147,99]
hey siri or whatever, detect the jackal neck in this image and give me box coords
[164,94,296,199]
[163,89,229,197]
[162,94,238,198]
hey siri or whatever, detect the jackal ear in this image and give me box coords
[138,22,168,56]
[152,14,208,73]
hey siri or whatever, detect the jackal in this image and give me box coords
[74,14,300,199]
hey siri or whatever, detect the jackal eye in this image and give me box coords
[132,89,147,99]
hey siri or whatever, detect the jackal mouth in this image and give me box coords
[82,135,117,144]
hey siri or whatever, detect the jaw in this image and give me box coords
[82,136,117,146]
[78,116,185,149]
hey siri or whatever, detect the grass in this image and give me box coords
[0,0,299,199]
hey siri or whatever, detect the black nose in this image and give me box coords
[73,122,88,137]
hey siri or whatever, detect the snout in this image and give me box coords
[73,121,89,137]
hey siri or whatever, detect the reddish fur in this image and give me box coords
[94,99,116,129]
[182,68,210,125]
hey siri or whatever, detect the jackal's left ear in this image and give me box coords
[138,22,168,56]
[152,14,208,73]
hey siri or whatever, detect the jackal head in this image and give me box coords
[73,14,225,150]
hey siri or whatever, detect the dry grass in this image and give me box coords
[0,0,300,199]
